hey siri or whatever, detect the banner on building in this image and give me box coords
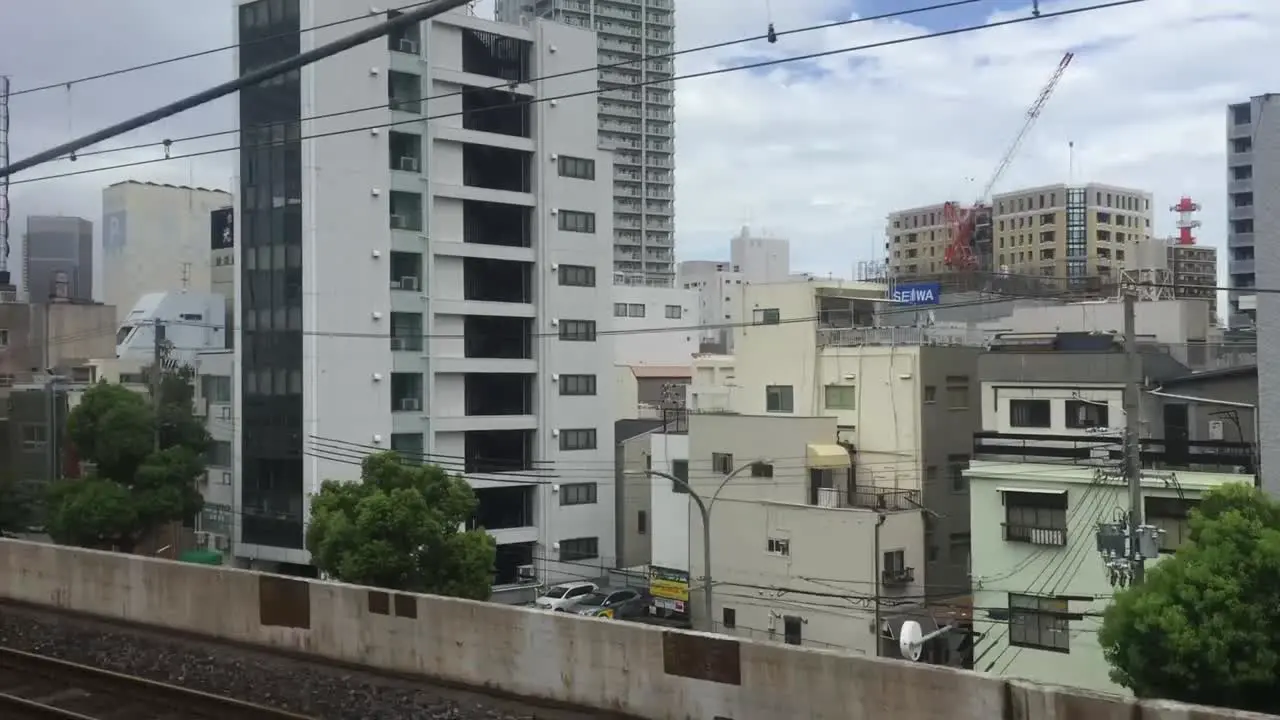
[210,207,234,250]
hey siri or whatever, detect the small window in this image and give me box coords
[559,428,597,451]
[613,303,627,317]
[1010,399,1052,428]
[945,375,970,409]
[560,482,597,505]
[824,384,855,410]
[664,304,682,319]
[559,537,599,561]
[671,459,689,493]
[1004,491,1068,546]
[637,509,647,534]
[711,452,733,474]
[559,374,597,396]
[752,307,781,325]
[558,210,596,233]
[1145,497,1201,553]
[767,537,790,556]
[558,264,596,287]
[627,303,645,318]
[783,615,802,645]
[1065,400,1108,429]
[721,607,736,629]
[0,328,8,347]
[765,385,794,413]
[750,461,774,478]
[20,424,47,449]
[557,155,595,180]
[948,454,969,492]
[923,385,937,403]
[559,320,597,341]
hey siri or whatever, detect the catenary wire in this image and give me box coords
[53,0,995,163]
[7,0,1145,186]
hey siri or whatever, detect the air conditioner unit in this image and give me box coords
[213,535,231,552]
[390,337,407,350]
[398,156,419,172]
[400,276,419,291]
[399,38,418,54]
[517,564,536,582]
[400,397,421,412]
[390,214,408,229]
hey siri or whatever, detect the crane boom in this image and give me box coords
[978,52,1073,203]
[943,51,1074,270]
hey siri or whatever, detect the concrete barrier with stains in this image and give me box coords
[0,539,1272,720]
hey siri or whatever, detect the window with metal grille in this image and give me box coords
[1008,593,1070,652]
[1003,490,1068,546]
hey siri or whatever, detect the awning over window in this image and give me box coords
[807,444,851,469]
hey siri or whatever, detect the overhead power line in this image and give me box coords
[4,0,1145,184]
[5,0,988,101]
[38,0,995,165]
[0,0,475,178]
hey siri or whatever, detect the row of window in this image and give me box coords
[613,302,683,319]
[1008,398,1110,429]
[1003,490,1198,553]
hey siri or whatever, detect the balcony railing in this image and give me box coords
[1003,523,1067,546]
[818,326,993,348]
[811,486,921,511]
[974,431,1256,474]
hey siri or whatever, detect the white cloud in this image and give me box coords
[661,0,1278,278]
[1,0,1275,289]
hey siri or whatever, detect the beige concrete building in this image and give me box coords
[685,412,924,656]
[0,298,118,389]
[886,182,1154,281]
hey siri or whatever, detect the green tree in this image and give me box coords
[0,476,37,534]
[306,452,496,599]
[1098,483,1280,712]
[46,367,209,552]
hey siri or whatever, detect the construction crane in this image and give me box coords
[943,52,1074,270]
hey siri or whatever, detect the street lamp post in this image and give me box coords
[632,460,768,632]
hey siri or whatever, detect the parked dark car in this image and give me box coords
[564,587,649,619]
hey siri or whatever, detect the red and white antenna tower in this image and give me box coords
[1170,195,1200,245]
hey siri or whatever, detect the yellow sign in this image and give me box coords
[649,578,690,602]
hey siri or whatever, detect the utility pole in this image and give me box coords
[1122,289,1144,585]
[151,320,166,452]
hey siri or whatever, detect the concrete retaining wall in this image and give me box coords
[0,539,1271,720]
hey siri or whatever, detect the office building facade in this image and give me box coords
[1227,96,1278,328]
[496,0,677,283]
[23,216,93,302]
[233,0,617,588]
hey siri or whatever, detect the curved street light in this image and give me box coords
[630,459,771,631]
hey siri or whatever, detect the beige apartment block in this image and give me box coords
[887,183,1154,280]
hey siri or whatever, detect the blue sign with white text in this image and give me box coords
[891,282,941,306]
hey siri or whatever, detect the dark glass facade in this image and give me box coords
[238,0,305,549]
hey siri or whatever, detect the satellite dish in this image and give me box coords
[899,620,924,661]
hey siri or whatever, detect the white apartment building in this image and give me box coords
[496,0,676,283]
[102,181,233,323]
[611,274,697,364]
[193,349,235,556]
[232,1,616,590]
[679,226,794,350]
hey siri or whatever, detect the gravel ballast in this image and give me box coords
[0,603,615,720]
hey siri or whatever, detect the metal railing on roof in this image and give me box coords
[818,325,995,348]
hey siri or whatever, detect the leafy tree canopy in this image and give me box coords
[0,476,38,534]
[1099,483,1280,713]
[47,367,209,552]
[306,452,496,600]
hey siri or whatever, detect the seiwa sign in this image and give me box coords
[890,282,941,306]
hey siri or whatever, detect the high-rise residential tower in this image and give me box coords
[1226,97,1271,329]
[232,0,617,590]
[496,0,677,284]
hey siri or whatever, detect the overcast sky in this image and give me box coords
[0,0,1275,290]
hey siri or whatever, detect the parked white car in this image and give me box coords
[534,581,597,611]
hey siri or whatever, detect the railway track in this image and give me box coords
[0,646,314,719]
